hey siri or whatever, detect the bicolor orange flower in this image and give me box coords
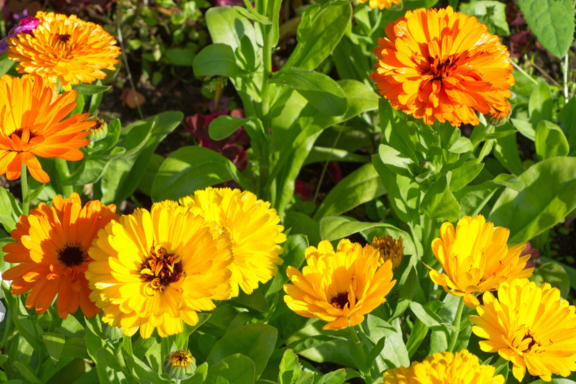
[371,7,514,126]
[2,193,118,319]
[86,201,233,338]
[359,0,400,10]
[8,11,121,90]
[283,239,396,330]
[0,75,92,183]
[427,215,532,308]
[471,279,576,382]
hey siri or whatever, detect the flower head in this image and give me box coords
[370,7,514,126]
[383,350,504,384]
[2,193,118,319]
[86,117,108,141]
[470,279,576,382]
[86,201,232,338]
[359,0,400,10]
[427,215,532,308]
[0,74,92,183]
[0,16,39,54]
[372,235,403,271]
[180,188,286,298]
[8,11,121,90]
[164,350,196,381]
[283,239,396,330]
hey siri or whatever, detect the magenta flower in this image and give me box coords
[0,16,39,55]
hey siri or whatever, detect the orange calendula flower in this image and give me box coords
[359,0,400,10]
[370,7,514,127]
[471,279,576,382]
[0,75,92,183]
[427,215,532,308]
[8,11,121,90]
[283,239,396,330]
[2,193,118,319]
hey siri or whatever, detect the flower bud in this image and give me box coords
[87,117,108,141]
[164,350,196,381]
[103,324,124,341]
[372,235,404,271]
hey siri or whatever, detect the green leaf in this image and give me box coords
[265,234,307,296]
[273,68,347,116]
[313,163,386,220]
[165,47,198,67]
[72,84,111,95]
[409,302,443,329]
[43,332,66,365]
[530,262,570,298]
[559,96,576,154]
[137,154,164,196]
[448,137,473,154]
[517,0,575,58]
[494,125,525,176]
[379,144,415,177]
[278,349,303,384]
[13,361,42,384]
[0,187,21,232]
[209,115,245,140]
[206,7,257,52]
[193,44,239,77]
[528,81,553,126]
[449,162,484,192]
[207,324,278,378]
[493,174,525,191]
[489,157,576,244]
[0,58,16,77]
[511,118,536,141]
[459,1,510,36]
[535,120,570,160]
[182,362,208,384]
[234,5,271,25]
[151,146,248,202]
[283,214,321,247]
[231,290,269,313]
[283,3,351,71]
[381,318,410,369]
[420,175,461,222]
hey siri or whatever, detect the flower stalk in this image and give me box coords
[448,297,465,352]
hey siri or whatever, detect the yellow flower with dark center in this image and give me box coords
[283,239,396,330]
[164,350,196,380]
[0,74,92,183]
[359,0,400,10]
[180,187,286,298]
[427,215,532,308]
[2,193,118,319]
[86,201,232,338]
[372,235,403,271]
[8,11,121,90]
[383,350,504,384]
[470,278,576,382]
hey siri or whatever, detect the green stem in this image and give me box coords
[312,129,342,204]
[510,60,538,85]
[20,163,29,216]
[55,158,74,197]
[448,297,465,352]
[564,52,570,103]
[348,325,371,382]
[474,124,495,164]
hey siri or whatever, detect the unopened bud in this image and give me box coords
[372,235,404,271]
[164,349,196,380]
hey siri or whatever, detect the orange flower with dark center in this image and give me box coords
[2,193,118,319]
[371,7,514,127]
[0,75,92,183]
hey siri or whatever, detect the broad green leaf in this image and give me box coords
[13,361,42,384]
[165,47,198,67]
[151,146,249,202]
[530,262,570,298]
[313,163,386,220]
[304,147,369,166]
[493,174,525,191]
[182,362,208,384]
[231,290,269,313]
[206,7,257,52]
[209,115,245,141]
[489,157,576,244]
[272,68,347,116]
[234,5,271,25]
[517,0,575,58]
[265,234,307,296]
[193,44,239,77]
[448,137,473,154]
[379,144,415,177]
[420,175,461,222]
[409,302,443,329]
[494,127,525,176]
[43,332,66,365]
[0,187,21,232]
[72,84,111,95]
[278,349,303,384]
[381,318,410,369]
[207,324,278,378]
[316,369,346,384]
[0,57,15,77]
[283,4,351,70]
[460,0,510,36]
[449,162,484,192]
[528,81,553,126]
[137,154,164,196]
[535,120,570,160]
[283,213,321,247]
[559,96,576,154]
[511,118,535,141]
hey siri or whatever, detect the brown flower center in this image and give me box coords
[424,55,459,80]
[169,350,193,368]
[58,244,87,267]
[519,329,544,353]
[58,34,71,43]
[331,292,350,309]
[10,128,39,143]
[140,246,183,291]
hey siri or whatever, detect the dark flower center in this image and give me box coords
[425,55,459,80]
[140,246,184,291]
[11,128,39,143]
[169,350,193,367]
[90,120,103,130]
[58,244,87,267]
[58,34,71,43]
[331,292,350,309]
[521,329,542,352]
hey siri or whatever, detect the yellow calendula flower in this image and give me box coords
[372,235,403,271]
[283,239,396,330]
[359,0,400,10]
[180,187,286,298]
[470,278,576,382]
[427,215,532,308]
[86,201,232,339]
[383,350,504,384]
[8,12,120,90]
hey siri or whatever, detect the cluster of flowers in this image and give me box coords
[3,187,286,338]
